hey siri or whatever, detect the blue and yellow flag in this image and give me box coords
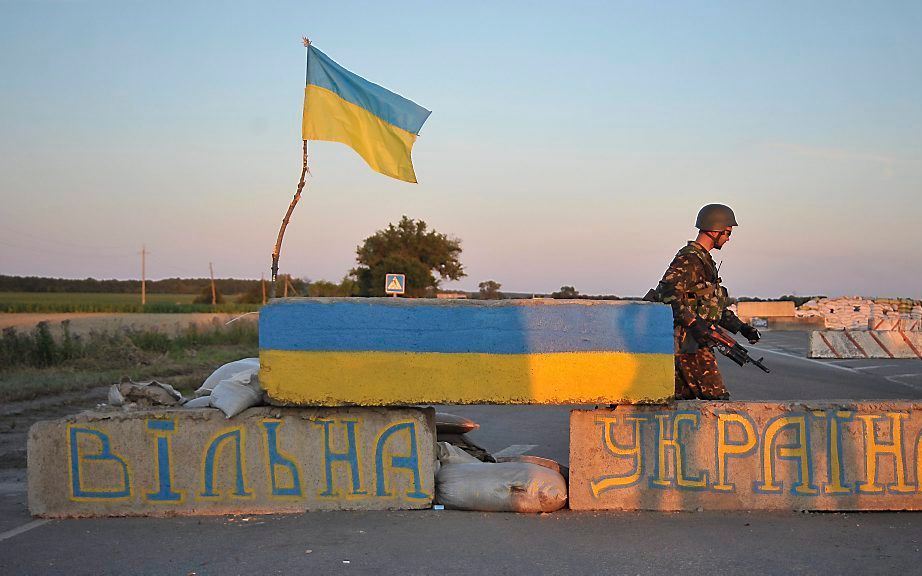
[302,45,431,183]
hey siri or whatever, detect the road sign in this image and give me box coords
[385,273,406,295]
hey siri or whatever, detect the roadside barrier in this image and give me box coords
[569,401,922,511]
[808,330,922,359]
[29,298,922,517]
[29,406,435,517]
[259,298,674,405]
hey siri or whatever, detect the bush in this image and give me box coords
[193,285,225,305]
[0,320,258,370]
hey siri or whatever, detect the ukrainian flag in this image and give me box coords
[302,46,431,183]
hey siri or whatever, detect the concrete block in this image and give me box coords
[809,330,922,359]
[29,406,435,518]
[736,301,795,321]
[569,401,922,511]
[259,298,674,405]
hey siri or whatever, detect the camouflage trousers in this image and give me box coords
[674,347,729,400]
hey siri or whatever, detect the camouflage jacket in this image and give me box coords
[654,241,743,353]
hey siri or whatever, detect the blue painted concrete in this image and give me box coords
[259,298,673,354]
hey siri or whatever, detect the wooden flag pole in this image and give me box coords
[270,37,312,298]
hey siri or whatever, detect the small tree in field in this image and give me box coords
[478,280,503,300]
[551,286,580,299]
[352,216,465,297]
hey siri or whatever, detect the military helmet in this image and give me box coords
[695,204,738,231]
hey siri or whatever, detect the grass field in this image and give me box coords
[0,318,259,402]
[0,292,258,313]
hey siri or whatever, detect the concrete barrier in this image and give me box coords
[259,298,674,405]
[28,406,435,518]
[569,401,922,511]
[808,330,922,359]
[736,301,795,322]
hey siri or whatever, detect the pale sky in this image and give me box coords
[1,1,920,298]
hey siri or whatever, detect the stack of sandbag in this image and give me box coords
[182,357,263,418]
[821,297,874,330]
[433,411,568,513]
[435,412,494,462]
[910,306,922,332]
[434,441,568,513]
[868,301,903,331]
[798,297,872,330]
[795,299,823,319]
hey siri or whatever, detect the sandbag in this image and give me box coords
[196,357,259,397]
[436,442,482,465]
[495,455,565,476]
[435,412,480,434]
[436,462,567,513]
[210,379,261,418]
[181,396,215,409]
[435,432,494,462]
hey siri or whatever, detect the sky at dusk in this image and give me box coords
[1,1,920,298]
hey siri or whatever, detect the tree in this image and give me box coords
[308,276,358,297]
[352,216,465,297]
[551,286,580,299]
[478,280,503,300]
[193,284,225,304]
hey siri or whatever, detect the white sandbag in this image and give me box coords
[108,380,182,407]
[436,442,482,465]
[196,358,259,397]
[182,396,215,409]
[108,384,124,406]
[210,379,261,418]
[494,455,564,475]
[436,462,567,513]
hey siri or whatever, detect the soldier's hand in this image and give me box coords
[740,323,761,344]
[688,318,712,345]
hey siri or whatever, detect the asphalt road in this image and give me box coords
[2,331,921,575]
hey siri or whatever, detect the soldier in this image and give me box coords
[652,204,761,400]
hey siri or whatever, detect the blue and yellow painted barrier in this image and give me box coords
[28,406,435,517]
[258,298,674,406]
[569,401,922,511]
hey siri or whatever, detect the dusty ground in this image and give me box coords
[0,387,108,469]
[0,312,259,335]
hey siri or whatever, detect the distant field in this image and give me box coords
[0,292,257,313]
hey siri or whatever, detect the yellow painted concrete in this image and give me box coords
[260,350,673,405]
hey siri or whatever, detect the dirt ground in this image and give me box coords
[0,312,259,335]
[0,387,109,470]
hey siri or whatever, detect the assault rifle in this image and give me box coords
[704,324,771,373]
[642,287,770,372]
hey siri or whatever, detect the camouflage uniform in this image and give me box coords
[654,241,744,400]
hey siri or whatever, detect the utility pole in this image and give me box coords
[261,273,267,305]
[209,262,217,306]
[140,245,147,306]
